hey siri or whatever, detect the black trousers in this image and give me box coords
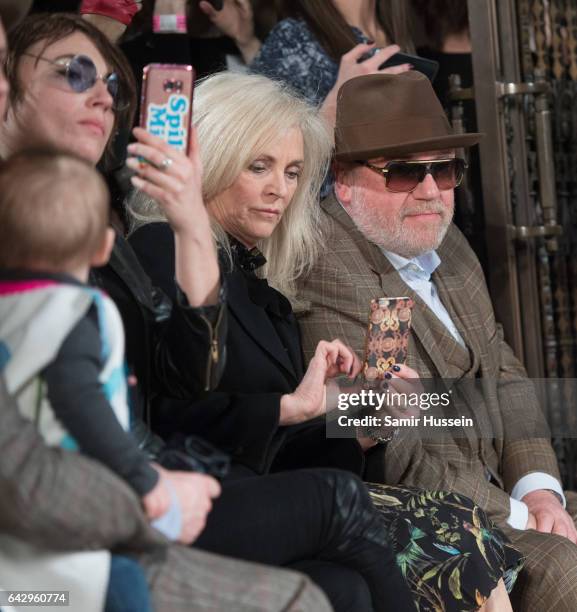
[194,469,415,612]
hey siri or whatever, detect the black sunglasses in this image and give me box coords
[359,158,467,193]
[23,53,128,111]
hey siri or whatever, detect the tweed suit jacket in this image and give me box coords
[297,193,560,526]
[0,377,330,611]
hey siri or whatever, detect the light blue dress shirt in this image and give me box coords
[381,248,565,529]
[151,479,181,540]
[382,250,465,347]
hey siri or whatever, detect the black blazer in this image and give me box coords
[130,222,366,476]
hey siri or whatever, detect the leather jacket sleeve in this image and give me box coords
[150,277,228,395]
[94,233,227,399]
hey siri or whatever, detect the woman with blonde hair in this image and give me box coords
[130,70,328,308]
[129,71,521,612]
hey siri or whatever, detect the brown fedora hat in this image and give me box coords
[0,0,33,31]
[335,71,483,161]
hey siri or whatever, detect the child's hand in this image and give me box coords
[142,464,171,520]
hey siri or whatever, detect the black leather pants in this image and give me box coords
[194,468,415,612]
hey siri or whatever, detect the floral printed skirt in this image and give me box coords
[367,484,524,611]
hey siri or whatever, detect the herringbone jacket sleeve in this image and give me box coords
[384,431,514,522]
[492,324,561,491]
[0,377,163,554]
[435,220,562,492]
[299,260,367,362]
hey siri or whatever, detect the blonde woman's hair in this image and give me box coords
[128,71,332,308]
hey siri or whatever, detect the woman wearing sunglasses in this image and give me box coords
[2,22,129,168]
[2,9,230,439]
[129,71,520,612]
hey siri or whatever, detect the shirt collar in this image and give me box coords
[382,250,441,280]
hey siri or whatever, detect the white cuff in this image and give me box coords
[511,473,566,508]
[151,479,182,541]
[507,497,529,530]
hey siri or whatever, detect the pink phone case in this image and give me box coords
[140,64,195,154]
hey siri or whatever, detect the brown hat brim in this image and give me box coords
[335,132,484,162]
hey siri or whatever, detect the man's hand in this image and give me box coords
[384,364,423,420]
[158,467,221,544]
[523,490,577,543]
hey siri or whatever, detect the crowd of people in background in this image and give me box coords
[1,2,577,612]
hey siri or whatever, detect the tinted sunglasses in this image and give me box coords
[23,53,128,111]
[360,158,467,193]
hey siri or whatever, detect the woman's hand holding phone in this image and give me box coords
[127,127,220,306]
[131,63,220,306]
[321,43,411,125]
[127,126,205,235]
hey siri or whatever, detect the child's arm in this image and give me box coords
[43,311,163,509]
[0,377,162,550]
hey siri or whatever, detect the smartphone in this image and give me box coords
[363,297,414,383]
[379,52,439,82]
[140,63,196,154]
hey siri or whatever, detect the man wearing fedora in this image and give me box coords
[297,70,577,610]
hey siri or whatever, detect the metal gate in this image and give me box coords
[459,0,577,485]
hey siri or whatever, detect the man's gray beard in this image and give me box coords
[348,186,453,259]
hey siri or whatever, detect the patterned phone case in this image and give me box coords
[363,297,414,382]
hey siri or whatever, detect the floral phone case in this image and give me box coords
[363,297,414,382]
